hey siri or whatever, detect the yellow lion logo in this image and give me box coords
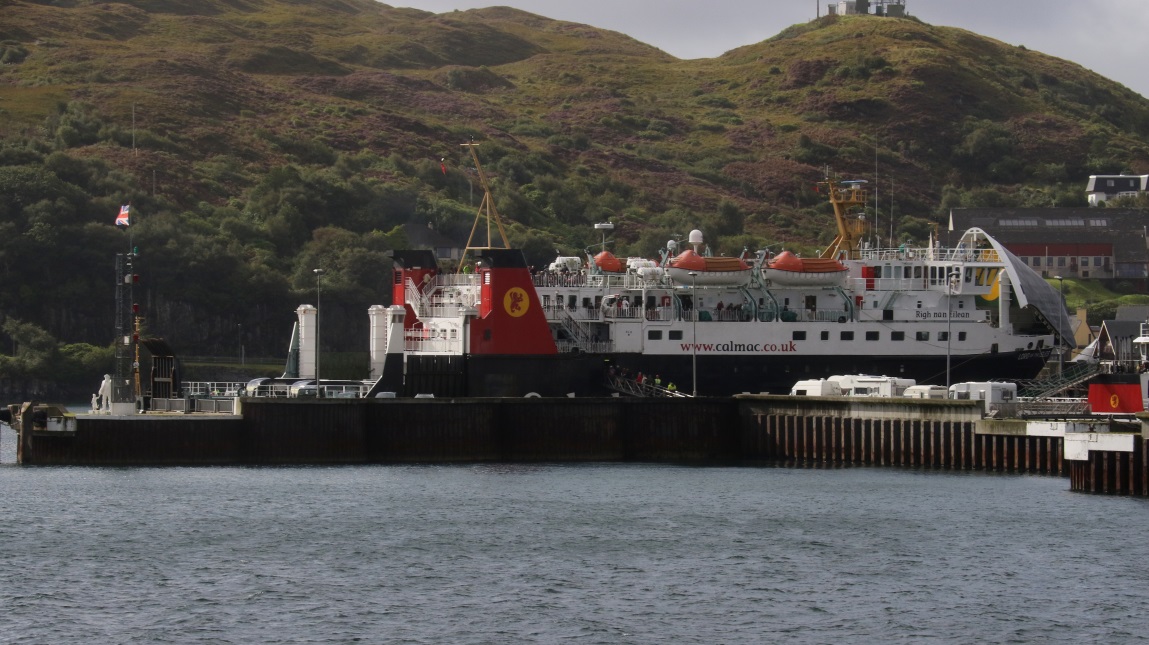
[504,287,529,318]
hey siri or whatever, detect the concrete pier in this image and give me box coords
[8,396,1146,494]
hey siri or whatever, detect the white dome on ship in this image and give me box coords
[688,230,704,245]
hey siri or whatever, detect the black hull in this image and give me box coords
[402,350,1051,397]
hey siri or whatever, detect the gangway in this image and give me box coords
[605,374,691,398]
[1016,361,1100,399]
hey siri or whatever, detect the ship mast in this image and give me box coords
[459,141,510,269]
[818,179,869,260]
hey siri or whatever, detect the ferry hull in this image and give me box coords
[402,350,1050,398]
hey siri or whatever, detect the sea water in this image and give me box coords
[1,425,1147,644]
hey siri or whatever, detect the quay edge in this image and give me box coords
[5,398,1149,494]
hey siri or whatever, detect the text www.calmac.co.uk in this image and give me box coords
[679,341,799,353]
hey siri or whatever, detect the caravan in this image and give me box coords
[949,381,1017,413]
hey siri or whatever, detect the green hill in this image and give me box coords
[1,0,1148,377]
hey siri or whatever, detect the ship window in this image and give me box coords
[793,331,807,341]
[669,330,683,340]
[891,331,905,341]
[916,331,930,341]
[821,331,829,341]
[648,330,663,340]
[991,343,999,353]
[568,295,577,309]
[917,301,923,309]
[542,295,551,308]
[840,331,854,341]
[450,329,457,340]
[958,300,965,309]
[393,271,402,285]
[866,331,879,341]
[939,331,949,342]
[914,266,922,279]
[583,297,592,309]
[904,266,912,279]
[958,332,967,341]
[484,273,491,284]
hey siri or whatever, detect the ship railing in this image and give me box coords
[183,381,247,397]
[319,384,369,399]
[404,335,464,353]
[643,307,676,322]
[533,274,588,288]
[404,278,430,318]
[775,308,851,323]
[421,303,478,319]
[849,276,928,292]
[543,304,601,321]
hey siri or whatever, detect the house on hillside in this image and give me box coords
[826,0,906,17]
[1087,175,1149,206]
[948,207,1149,283]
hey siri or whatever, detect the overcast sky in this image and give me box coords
[390,0,1149,99]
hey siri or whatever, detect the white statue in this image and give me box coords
[91,393,99,411]
[98,374,112,411]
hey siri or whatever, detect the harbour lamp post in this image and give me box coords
[689,271,698,397]
[314,268,324,398]
[947,270,958,388]
[1055,275,1065,375]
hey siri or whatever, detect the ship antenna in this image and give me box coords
[458,140,511,271]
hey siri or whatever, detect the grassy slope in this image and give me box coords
[2,1,1149,251]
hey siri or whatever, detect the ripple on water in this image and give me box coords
[0,459,1148,643]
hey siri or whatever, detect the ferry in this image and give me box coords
[364,177,1071,398]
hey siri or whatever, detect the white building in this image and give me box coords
[1086,175,1149,206]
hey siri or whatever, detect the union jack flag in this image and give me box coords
[116,204,130,227]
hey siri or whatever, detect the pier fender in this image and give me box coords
[524,392,541,398]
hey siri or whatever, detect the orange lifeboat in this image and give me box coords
[762,251,847,287]
[666,250,752,286]
[594,251,625,273]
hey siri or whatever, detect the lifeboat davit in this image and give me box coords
[594,251,625,273]
[761,251,847,287]
[666,250,752,286]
